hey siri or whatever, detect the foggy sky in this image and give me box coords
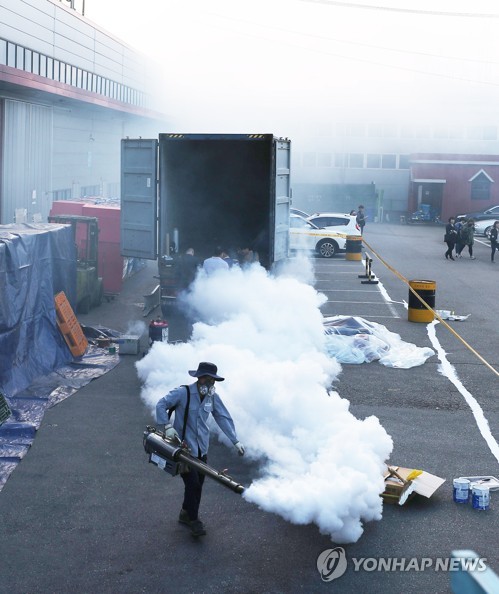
[84,0,499,135]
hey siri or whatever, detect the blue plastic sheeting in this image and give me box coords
[0,345,120,491]
[0,223,77,397]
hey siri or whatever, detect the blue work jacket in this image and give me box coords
[155,382,238,456]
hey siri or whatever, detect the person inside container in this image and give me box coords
[202,246,229,274]
[155,362,245,537]
[237,244,259,267]
[221,247,239,268]
[177,247,200,290]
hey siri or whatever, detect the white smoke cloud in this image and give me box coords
[136,262,393,543]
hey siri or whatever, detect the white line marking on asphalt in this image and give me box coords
[427,321,499,463]
[365,263,401,319]
[375,274,498,461]
[324,300,394,304]
[318,289,380,292]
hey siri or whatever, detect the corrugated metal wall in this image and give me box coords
[1,99,52,224]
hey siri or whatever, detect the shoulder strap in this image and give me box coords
[166,385,191,441]
[181,385,190,441]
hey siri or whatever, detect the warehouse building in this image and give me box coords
[0,0,165,224]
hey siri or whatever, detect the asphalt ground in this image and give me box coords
[1,223,498,594]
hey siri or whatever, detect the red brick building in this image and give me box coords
[409,154,499,220]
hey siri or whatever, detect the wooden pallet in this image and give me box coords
[54,291,88,357]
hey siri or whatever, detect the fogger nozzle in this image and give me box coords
[143,426,245,494]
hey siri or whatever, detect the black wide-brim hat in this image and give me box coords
[188,361,225,381]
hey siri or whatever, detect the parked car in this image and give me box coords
[306,212,361,234]
[473,218,498,239]
[456,205,499,222]
[289,214,358,258]
[290,207,310,218]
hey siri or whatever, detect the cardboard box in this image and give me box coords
[115,335,140,355]
[382,465,445,506]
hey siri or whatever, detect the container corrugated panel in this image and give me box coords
[50,201,86,217]
[98,241,123,294]
[2,100,52,224]
[82,205,121,243]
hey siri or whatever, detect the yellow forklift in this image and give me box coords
[48,214,104,313]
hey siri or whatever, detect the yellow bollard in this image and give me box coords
[408,280,436,323]
[345,235,363,261]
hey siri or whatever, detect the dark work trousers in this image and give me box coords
[492,242,498,262]
[181,453,207,521]
[444,241,455,259]
[457,243,473,257]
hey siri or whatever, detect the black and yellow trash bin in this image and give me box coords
[408,279,436,323]
[345,235,363,261]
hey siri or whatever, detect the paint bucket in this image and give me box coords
[408,280,436,323]
[345,236,363,261]
[471,485,490,510]
[453,478,470,504]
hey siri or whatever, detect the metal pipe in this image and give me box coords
[143,427,245,494]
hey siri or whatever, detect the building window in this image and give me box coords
[398,155,410,169]
[335,123,346,137]
[348,153,364,168]
[366,154,381,168]
[40,55,47,77]
[16,45,24,69]
[471,173,491,201]
[317,153,332,167]
[381,154,396,169]
[415,125,431,138]
[303,152,317,167]
[53,188,72,200]
[347,123,365,137]
[24,49,32,72]
[400,125,414,138]
[32,51,40,75]
[368,124,383,137]
[334,153,346,167]
[0,35,146,107]
[382,124,397,137]
[53,60,60,81]
[7,42,16,67]
[81,185,100,197]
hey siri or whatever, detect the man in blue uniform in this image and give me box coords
[156,362,245,536]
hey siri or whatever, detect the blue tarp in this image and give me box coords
[0,222,79,491]
[0,223,77,397]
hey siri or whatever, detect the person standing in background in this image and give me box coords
[454,219,465,257]
[490,221,499,263]
[177,247,200,290]
[444,217,458,260]
[356,205,367,235]
[457,219,476,259]
[203,246,229,274]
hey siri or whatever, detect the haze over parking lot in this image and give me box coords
[86,0,499,141]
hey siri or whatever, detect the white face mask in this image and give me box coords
[198,384,215,397]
